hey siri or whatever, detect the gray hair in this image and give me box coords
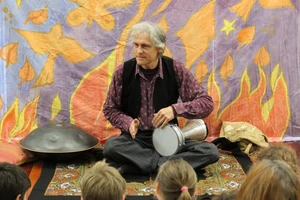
[130,21,166,56]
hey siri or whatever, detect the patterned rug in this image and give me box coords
[30,150,250,199]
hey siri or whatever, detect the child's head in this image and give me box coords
[212,189,237,200]
[0,162,31,200]
[236,159,300,200]
[156,158,197,200]
[80,160,126,200]
[257,143,298,174]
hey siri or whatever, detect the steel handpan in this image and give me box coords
[20,124,99,157]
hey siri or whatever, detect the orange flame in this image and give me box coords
[205,66,290,141]
[70,51,119,143]
[0,96,39,142]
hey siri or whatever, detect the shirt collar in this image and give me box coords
[135,57,164,79]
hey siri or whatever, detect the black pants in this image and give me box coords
[103,132,219,174]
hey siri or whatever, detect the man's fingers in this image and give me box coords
[153,106,175,127]
[130,119,140,139]
[133,119,139,124]
[159,119,169,129]
[152,114,158,126]
[153,113,165,127]
[134,120,139,128]
[130,129,137,139]
[153,116,167,128]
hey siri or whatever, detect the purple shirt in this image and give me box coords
[103,58,214,132]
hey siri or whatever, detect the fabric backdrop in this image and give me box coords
[0,0,299,143]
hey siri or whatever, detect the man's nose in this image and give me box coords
[137,46,143,53]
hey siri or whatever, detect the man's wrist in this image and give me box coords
[171,105,177,117]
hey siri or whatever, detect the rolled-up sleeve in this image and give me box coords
[172,60,214,119]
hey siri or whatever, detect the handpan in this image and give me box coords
[152,119,208,156]
[20,123,99,160]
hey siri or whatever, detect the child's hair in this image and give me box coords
[156,158,197,200]
[80,160,126,200]
[212,189,237,200]
[0,162,31,200]
[236,159,300,200]
[257,143,298,174]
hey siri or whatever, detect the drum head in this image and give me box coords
[153,125,181,156]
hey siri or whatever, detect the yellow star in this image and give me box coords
[221,19,236,36]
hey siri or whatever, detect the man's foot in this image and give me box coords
[118,164,142,175]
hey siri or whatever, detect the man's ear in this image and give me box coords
[16,194,21,200]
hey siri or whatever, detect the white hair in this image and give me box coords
[130,21,166,56]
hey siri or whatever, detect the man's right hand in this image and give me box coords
[129,119,140,139]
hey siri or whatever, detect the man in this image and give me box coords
[103,21,219,175]
[0,162,31,200]
[80,160,126,200]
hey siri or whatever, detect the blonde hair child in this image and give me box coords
[155,158,197,200]
[80,160,126,200]
[236,159,300,200]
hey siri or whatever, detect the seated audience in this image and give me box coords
[236,159,300,200]
[0,162,31,200]
[256,142,299,174]
[213,143,300,200]
[155,158,197,200]
[80,160,126,200]
[212,189,237,200]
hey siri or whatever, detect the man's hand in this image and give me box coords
[152,106,175,128]
[129,119,140,139]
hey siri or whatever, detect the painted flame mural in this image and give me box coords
[0,0,299,143]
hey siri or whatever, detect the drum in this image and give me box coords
[152,119,208,156]
[20,123,99,161]
[182,119,208,141]
[152,124,184,156]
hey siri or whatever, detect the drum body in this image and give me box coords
[152,124,185,156]
[182,119,208,141]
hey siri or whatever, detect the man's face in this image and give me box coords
[132,32,160,69]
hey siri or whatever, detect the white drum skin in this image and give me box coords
[152,124,185,156]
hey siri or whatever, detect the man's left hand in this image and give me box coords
[152,106,174,128]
